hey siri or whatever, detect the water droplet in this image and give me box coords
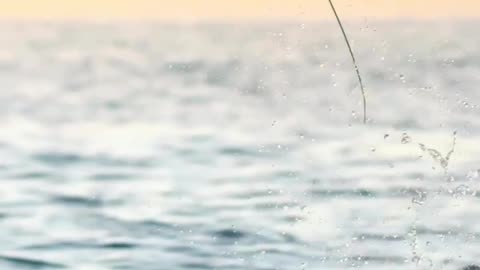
[371,147,376,152]
[467,169,479,180]
[401,133,412,144]
[411,190,427,205]
[454,185,470,198]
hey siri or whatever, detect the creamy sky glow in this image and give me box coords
[0,0,479,20]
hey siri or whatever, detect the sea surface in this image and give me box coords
[0,21,479,270]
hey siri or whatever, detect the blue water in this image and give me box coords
[0,21,480,270]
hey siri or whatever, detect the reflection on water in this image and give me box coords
[0,21,479,269]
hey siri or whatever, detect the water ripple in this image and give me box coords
[0,254,66,269]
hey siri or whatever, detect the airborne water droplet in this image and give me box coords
[467,169,480,180]
[401,133,412,144]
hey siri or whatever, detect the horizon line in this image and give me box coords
[0,15,479,24]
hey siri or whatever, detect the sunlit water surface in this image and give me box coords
[0,21,480,270]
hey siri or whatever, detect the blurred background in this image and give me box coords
[0,1,480,270]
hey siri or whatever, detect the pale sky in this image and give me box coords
[1,0,479,20]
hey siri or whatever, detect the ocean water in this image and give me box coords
[0,21,479,270]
